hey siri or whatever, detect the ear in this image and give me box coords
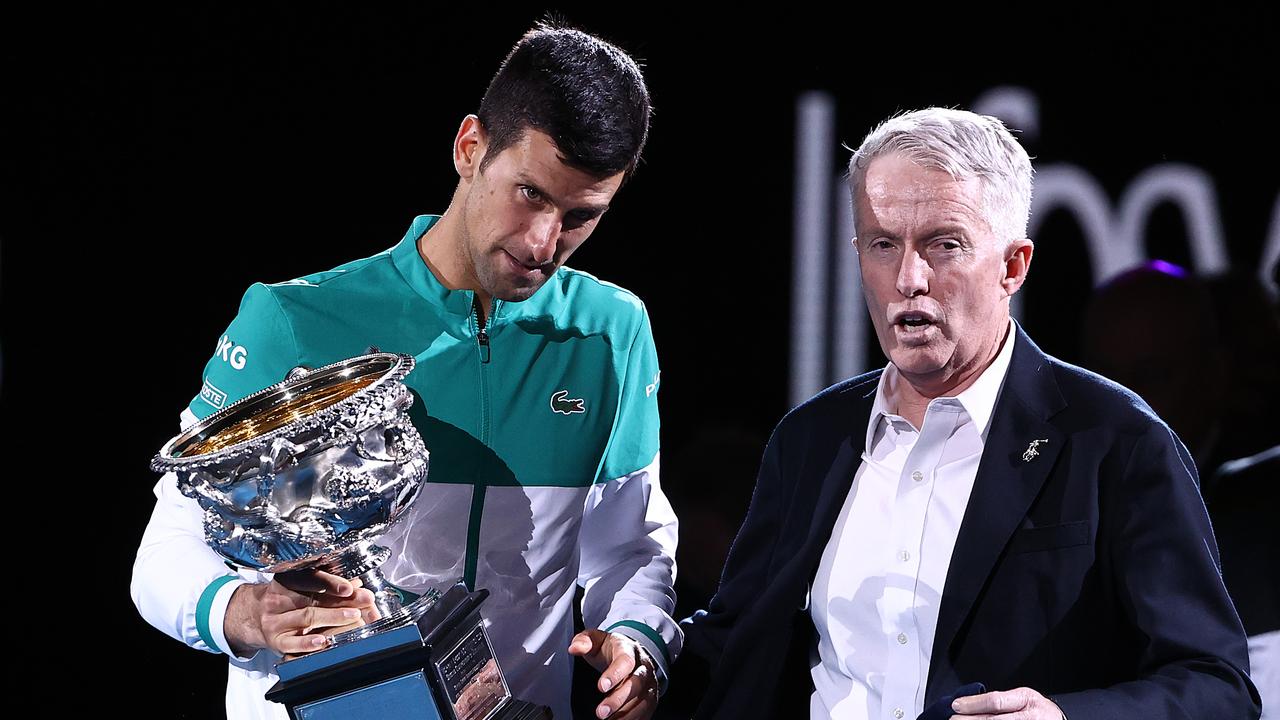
[1001,238,1034,297]
[453,115,488,180]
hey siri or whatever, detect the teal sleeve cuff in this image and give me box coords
[196,575,242,655]
[604,620,672,695]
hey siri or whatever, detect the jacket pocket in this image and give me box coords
[1008,520,1090,553]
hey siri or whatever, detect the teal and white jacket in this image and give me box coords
[132,215,681,720]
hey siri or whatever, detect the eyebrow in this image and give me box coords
[923,224,972,239]
[857,226,900,243]
[858,224,971,243]
[516,173,611,217]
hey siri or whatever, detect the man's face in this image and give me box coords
[854,153,1028,388]
[458,127,623,303]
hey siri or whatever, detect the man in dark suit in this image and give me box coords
[666,108,1259,719]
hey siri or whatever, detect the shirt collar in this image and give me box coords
[390,214,479,318]
[864,318,1018,452]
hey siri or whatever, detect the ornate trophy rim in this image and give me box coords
[150,352,415,474]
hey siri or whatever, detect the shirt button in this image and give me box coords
[897,632,908,645]
[893,708,905,719]
[899,550,911,562]
[911,470,923,482]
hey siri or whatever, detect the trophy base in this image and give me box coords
[489,700,552,720]
[329,586,442,647]
[266,582,552,720]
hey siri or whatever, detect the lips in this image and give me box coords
[501,249,549,278]
[892,309,939,328]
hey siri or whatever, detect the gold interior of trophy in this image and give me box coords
[183,374,380,455]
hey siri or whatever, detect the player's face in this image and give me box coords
[459,126,623,303]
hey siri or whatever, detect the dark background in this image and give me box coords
[8,5,1278,716]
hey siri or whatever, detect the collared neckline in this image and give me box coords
[864,318,1018,452]
[390,214,478,318]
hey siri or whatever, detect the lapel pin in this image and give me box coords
[1022,438,1049,463]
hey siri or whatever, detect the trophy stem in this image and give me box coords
[315,542,403,617]
[316,541,444,647]
[355,566,406,619]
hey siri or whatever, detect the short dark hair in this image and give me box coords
[477,21,651,181]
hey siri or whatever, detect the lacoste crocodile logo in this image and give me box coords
[550,390,586,415]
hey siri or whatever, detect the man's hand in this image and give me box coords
[950,687,1065,720]
[568,629,659,720]
[223,570,379,658]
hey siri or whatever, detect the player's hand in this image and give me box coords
[569,629,659,720]
[224,570,379,657]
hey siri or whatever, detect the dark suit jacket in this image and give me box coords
[670,326,1259,719]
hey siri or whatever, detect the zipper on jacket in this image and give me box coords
[470,296,494,442]
[464,294,493,589]
[473,297,491,364]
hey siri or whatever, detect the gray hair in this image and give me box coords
[847,107,1034,244]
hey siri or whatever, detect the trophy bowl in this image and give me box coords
[152,352,436,644]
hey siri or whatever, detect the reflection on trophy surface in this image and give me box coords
[152,353,438,640]
[152,353,549,719]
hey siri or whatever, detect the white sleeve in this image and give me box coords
[129,410,263,660]
[577,451,682,688]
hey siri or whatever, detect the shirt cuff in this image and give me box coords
[196,575,257,661]
[604,620,671,696]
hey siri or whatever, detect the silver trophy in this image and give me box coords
[152,353,548,720]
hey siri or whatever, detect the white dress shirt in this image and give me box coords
[810,321,1017,720]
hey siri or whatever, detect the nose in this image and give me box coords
[523,213,560,266]
[895,249,930,297]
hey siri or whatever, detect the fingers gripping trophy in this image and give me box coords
[152,353,549,720]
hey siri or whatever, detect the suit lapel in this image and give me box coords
[720,375,879,706]
[796,377,880,599]
[807,433,867,551]
[927,326,1067,695]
